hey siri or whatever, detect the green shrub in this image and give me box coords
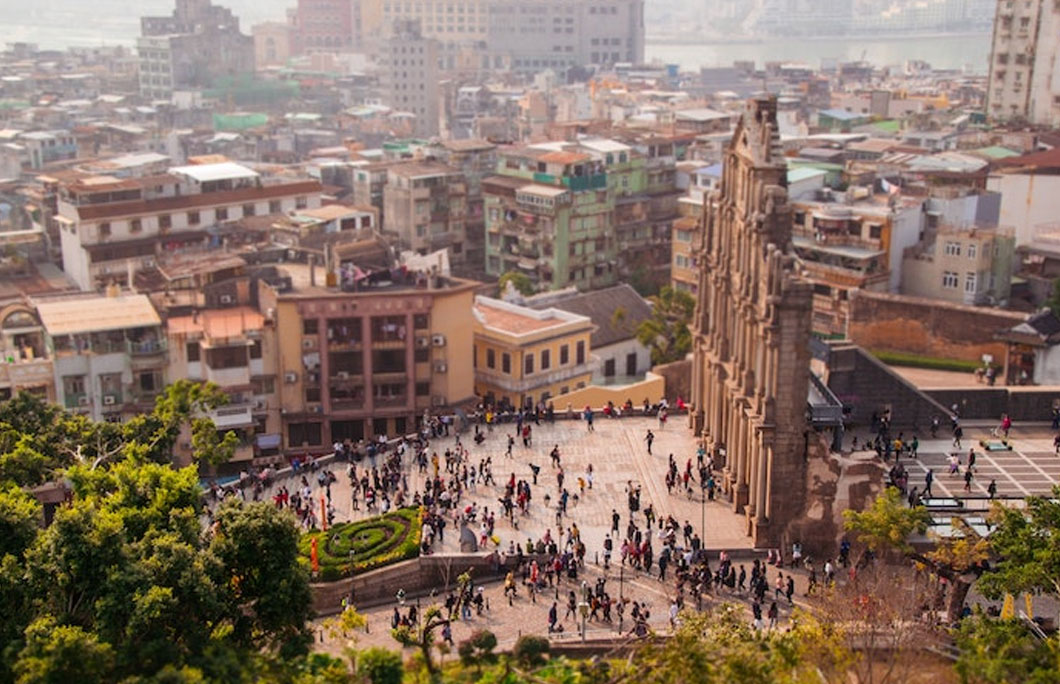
[299,508,421,580]
[513,635,550,667]
[356,646,403,684]
[870,349,981,373]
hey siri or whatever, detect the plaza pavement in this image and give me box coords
[233,415,1059,656]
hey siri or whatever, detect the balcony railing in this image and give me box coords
[129,339,167,356]
[64,393,87,409]
[475,359,598,393]
[374,395,409,408]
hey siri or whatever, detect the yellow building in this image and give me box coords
[472,296,596,410]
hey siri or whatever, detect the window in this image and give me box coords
[99,222,111,238]
[216,207,228,221]
[249,340,262,359]
[942,271,959,289]
[486,348,496,369]
[187,211,200,225]
[269,200,282,214]
[560,344,569,365]
[675,229,692,243]
[413,314,429,329]
[139,371,161,392]
[604,358,616,377]
[415,382,430,396]
[414,347,429,363]
[243,203,256,217]
[944,241,961,257]
[303,319,319,335]
[540,349,550,370]
[524,353,534,375]
[868,224,882,239]
[305,387,322,403]
[130,218,142,233]
[159,214,171,230]
[964,272,978,294]
[576,341,585,365]
[296,196,308,209]
[186,342,200,362]
[502,352,511,374]
[288,422,322,447]
[967,243,977,259]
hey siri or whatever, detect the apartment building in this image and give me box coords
[138,0,254,100]
[790,189,922,336]
[429,140,497,271]
[166,307,279,466]
[472,295,595,409]
[379,20,440,137]
[987,0,1060,125]
[382,161,468,263]
[0,303,54,402]
[54,160,322,291]
[372,0,643,72]
[260,256,477,452]
[35,293,167,422]
[901,224,1015,306]
[483,144,615,292]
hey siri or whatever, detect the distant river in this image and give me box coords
[646,33,992,74]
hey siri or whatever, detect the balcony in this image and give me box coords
[330,396,366,411]
[64,393,88,409]
[475,359,598,394]
[374,395,409,408]
[210,404,255,430]
[373,371,408,384]
[129,339,167,356]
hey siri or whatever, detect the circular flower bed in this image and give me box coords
[299,507,422,581]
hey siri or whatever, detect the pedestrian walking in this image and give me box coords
[924,468,934,498]
[645,429,654,455]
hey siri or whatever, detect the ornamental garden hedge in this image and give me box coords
[299,507,422,582]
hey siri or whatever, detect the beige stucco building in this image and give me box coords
[901,224,1015,306]
[472,296,596,410]
[259,259,477,452]
[689,97,814,547]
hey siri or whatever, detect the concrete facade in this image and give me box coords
[690,96,814,548]
[987,0,1060,126]
[379,20,440,138]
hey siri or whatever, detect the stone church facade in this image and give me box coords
[690,97,814,547]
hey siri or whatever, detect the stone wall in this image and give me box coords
[925,387,1060,422]
[652,358,692,403]
[825,343,952,428]
[311,553,514,616]
[847,290,1024,363]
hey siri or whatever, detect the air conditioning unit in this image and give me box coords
[415,336,431,349]
[302,338,316,350]
[284,371,298,384]
[434,361,448,373]
[219,294,234,305]
[431,395,447,407]
[103,395,116,406]
[77,396,90,406]
[432,334,446,347]
[309,405,323,414]
[336,371,350,380]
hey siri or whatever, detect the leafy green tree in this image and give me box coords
[954,613,1060,684]
[14,617,115,684]
[498,271,534,297]
[391,605,449,680]
[209,500,313,658]
[979,486,1060,602]
[636,286,696,365]
[0,482,41,558]
[356,647,403,684]
[844,487,988,622]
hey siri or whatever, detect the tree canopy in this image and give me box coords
[635,286,696,366]
[0,383,315,683]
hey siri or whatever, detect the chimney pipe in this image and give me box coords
[309,254,316,287]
